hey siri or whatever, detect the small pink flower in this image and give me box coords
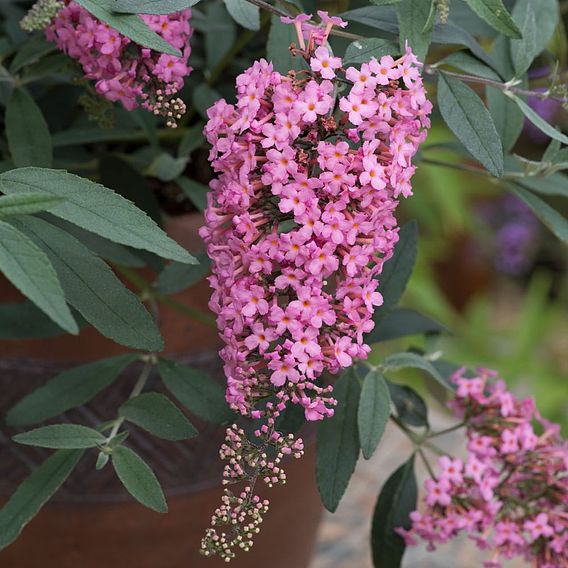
[310,46,342,79]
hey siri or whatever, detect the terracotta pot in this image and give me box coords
[0,213,322,567]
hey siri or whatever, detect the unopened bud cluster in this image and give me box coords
[20,0,64,31]
[201,424,304,561]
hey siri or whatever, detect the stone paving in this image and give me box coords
[311,413,526,568]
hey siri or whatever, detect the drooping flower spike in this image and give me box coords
[44,1,192,126]
[200,13,431,561]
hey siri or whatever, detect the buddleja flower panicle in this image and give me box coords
[44,1,192,126]
[200,12,431,560]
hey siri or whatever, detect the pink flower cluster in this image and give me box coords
[400,369,568,568]
[45,1,192,124]
[200,14,431,427]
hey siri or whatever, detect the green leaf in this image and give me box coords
[6,88,52,168]
[375,220,418,325]
[0,219,77,334]
[178,123,205,158]
[508,186,568,245]
[316,370,360,513]
[383,351,450,389]
[358,371,391,459]
[0,450,84,551]
[158,359,233,423]
[47,217,145,268]
[344,38,399,65]
[371,456,417,568]
[112,446,168,513]
[96,452,110,470]
[99,155,162,225]
[370,0,402,4]
[513,174,568,198]
[119,393,198,441]
[510,4,536,75]
[509,94,568,145]
[113,0,201,14]
[511,0,559,73]
[0,191,61,217]
[0,168,196,263]
[224,0,260,30]
[155,253,210,294]
[0,300,76,339]
[75,0,181,56]
[13,216,163,351]
[10,34,55,73]
[192,83,221,119]
[387,381,428,427]
[52,127,142,147]
[440,51,502,81]
[367,308,446,343]
[396,0,433,62]
[462,0,521,38]
[6,354,137,427]
[13,424,106,449]
[486,86,524,152]
[204,3,235,69]
[267,15,304,75]
[176,176,208,211]
[437,74,503,176]
[147,152,188,182]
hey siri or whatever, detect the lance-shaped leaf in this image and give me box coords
[510,3,536,76]
[13,216,163,351]
[75,0,180,56]
[510,94,568,145]
[387,381,429,428]
[486,86,524,152]
[155,253,211,294]
[511,0,559,75]
[383,351,451,389]
[462,0,521,38]
[6,88,52,168]
[367,308,447,343]
[0,167,195,263]
[0,220,77,334]
[119,393,198,441]
[358,371,391,459]
[316,370,361,512]
[13,424,106,449]
[396,0,433,62]
[0,191,61,217]
[437,74,503,177]
[508,186,568,245]
[375,220,418,326]
[267,15,304,75]
[158,359,233,423]
[6,354,137,427]
[371,456,417,568]
[112,446,168,513]
[344,38,399,65]
[113,0,202,14]
[0,450,84,551]
[224,0,260,30]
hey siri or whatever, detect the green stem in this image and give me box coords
[116,265,217,329]
[428,421,466,439]
[424,65,568,104]
[105,356,155,443]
